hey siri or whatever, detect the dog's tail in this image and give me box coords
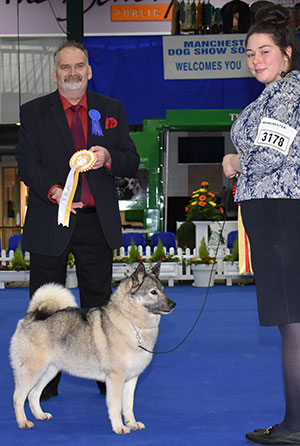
[27,283,78,315]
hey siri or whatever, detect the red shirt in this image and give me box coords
[60,93,88,145]
[48,93,111,205]
[48,93,92,203]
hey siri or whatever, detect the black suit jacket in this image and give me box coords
[15,90,140,256]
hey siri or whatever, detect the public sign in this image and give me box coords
[111,4,171,21]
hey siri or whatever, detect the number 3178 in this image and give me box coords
[261,132,284,147]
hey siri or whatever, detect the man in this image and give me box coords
[15,41,140,399]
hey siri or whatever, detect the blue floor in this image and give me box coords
[0,284,284,445]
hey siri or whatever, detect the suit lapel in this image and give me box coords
[49,90,75,155]
[86,91,105,148]
[50,91,106,151]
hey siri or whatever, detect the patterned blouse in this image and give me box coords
[231,70,300,202]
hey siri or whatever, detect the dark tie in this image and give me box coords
[70,105,92,207]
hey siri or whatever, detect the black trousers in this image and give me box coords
[29,208,113,308]
[30,209,112,396]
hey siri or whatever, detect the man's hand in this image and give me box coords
[51,187,83,214]
[89,146,111,169]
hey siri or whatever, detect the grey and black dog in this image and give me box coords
[10,262,176,434]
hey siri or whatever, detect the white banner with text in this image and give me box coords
[163,34,252,80]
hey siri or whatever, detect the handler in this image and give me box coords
[15,40,140,400]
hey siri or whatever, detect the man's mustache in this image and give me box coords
[64,75,82,83]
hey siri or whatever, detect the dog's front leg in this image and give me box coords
[122,376,145,431]
[106,373,130,434]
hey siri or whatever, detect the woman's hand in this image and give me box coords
[222,154,243,178]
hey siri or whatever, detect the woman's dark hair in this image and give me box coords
[246,4,300,72]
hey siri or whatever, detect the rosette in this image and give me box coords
[69,150,96,172]
[58,150,97,227]
[89,109,103,136]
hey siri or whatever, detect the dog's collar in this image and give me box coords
[131,322,155,354]
[131,322,142,347]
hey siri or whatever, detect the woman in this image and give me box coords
[223,5,300,446]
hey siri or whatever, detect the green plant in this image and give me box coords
[223,237,239,263]
[128,238,143,263]
[185,181,224,222]
[10,243,29,271]
[199,237,209,259]
[187,237,216,265]
[149,237,180,263]
[112,239,143,264]
[68,252,75,267]
[150,237,166,261]
[176,221,195,250]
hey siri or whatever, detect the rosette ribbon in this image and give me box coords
[89,109,103,136]
[58,150,96,227]
[238,205,253,274]
[232,182,253,274]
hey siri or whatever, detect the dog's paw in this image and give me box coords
[18,420,34,429]
[37,412,53,421]
[113,425,131,434]
[127,421,145,431]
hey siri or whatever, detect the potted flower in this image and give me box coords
[223,237,239,276]
[0,243,30,287]
[185,181,224,222]
[65,252,78,288]
[188,237,216,287]
[176,181,224,251]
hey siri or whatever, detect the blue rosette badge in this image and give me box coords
[89,109,103,136]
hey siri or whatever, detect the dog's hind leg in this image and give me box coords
[122,376,145,431]
[12,356,50,429]
[27,364,59,422]
[106,373,130,434]
[13,385,35,429]
[13,365,46,429]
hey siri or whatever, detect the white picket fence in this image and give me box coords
[0,245,252,287]
[0,249,30,265]
[115,245,250,284]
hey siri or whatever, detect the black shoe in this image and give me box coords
[40,387,58,402]
[252,425,279,433]
[40,372,61,402]
[96,381,106,395]
[246,425,300,445]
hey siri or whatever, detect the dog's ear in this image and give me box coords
[148,260,161,278]
[131,262,146,291]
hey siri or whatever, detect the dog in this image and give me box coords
[10,262,176,434]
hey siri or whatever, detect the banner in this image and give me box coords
[163,34,252,80]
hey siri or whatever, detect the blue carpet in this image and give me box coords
[0,284,284,445]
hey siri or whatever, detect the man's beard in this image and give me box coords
[64,76,83,91]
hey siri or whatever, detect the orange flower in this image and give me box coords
[199,195,206,201]
[207,192,215,198]
[219,207,224,214]
[185,206,189,212]
[201,181,209,187]
[199,202,206,207]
